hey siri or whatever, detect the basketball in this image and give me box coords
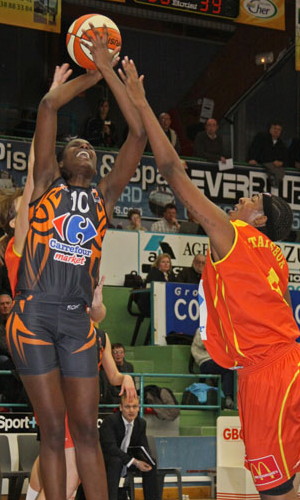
[66,14,122,70]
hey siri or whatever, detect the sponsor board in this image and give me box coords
[0,413,104,433]
[2,138,300,226]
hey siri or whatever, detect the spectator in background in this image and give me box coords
[247,121,288,187]
[100,342,135,405]
[151,203,180,233]
[126,209,147,231]
[158,112,181,154]
[0,291,13,325]
[111,343,134,373]
[99,394,159,500]
[145,253,176,284]
[193,118,226,163]
[135,254,176,318]
[191,330,234,410]
[176,254,206,284]
[84,98,118,148]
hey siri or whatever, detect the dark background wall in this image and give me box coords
[0,0,298,159]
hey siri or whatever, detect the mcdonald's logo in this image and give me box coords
[249,455,282,485]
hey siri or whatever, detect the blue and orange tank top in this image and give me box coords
[16,177,107,305]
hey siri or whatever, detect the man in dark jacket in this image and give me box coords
[100,395,159,500]
[176,254,206,284]
[247,122,288,187]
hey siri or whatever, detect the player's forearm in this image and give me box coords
[41,72,100,111]
[136,98,181,177]
[102,65,145,139]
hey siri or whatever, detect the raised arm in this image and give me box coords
[14,64,75,254]
[101,334,136,401]
[33,64,101,201]
[82,27,147,220]
[119,59,234,260]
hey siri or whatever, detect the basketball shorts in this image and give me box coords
[238,342,300,492]
[6,295,98,377]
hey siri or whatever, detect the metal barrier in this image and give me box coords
[0,371,224,416]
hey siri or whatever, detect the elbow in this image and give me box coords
[39,93,59,112]
[128,126,147,143]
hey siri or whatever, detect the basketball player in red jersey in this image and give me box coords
[6,33,146,500]
[120,59,300,500]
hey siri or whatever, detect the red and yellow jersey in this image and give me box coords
[16,178,107,305]
[200,220,299,369]
[4,237,21,298]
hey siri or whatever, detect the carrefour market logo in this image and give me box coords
[243,0,277,18]
[50,212,97,266]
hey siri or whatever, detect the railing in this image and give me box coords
[0,371,225,416]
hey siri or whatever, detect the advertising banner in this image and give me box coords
[2,138,300,228]
[0,0,61,32]
[235,0,285,30]
[165,282,199,336]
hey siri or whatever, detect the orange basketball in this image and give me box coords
[66,14,121,70]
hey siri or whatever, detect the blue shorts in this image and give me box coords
[6,295,98,377]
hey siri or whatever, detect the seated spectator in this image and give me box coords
[288,137,300,169]
[99,394,159,500]
[176,254,206,284]
[134,254,176,318]
[84,98,118,148]
[193,118,226,163]
[0,291,13,325]
[191,329,234,409]
[112,343,134,373]
[100,342,135,404]
[158,112,181,154]
[151,203,180,233]
[145,253,176,285]
[126,209,147,231]
[247,121,288,187]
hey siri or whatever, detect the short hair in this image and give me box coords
[128,209,141,220]
[262,193,293,241]
[120,393,139,404]
[163,203,177,213]
[152,253,172,269]
[111,342,125,352]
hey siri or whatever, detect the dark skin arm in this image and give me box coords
[33,65,101,201]
[81,26,147,220]
[118,59,234,261]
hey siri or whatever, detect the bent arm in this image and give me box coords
[101,334,136,400]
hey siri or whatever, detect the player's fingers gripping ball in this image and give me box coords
[66,14,121,70]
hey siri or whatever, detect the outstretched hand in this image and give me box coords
[81,24,120,74]
[118,57,145,108]
[50,63,73,90]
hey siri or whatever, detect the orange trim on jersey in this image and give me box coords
[7,312,52,363]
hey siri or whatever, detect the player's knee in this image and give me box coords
[40,420,65,449]
[260,476,295,497]
[70,418,98,446]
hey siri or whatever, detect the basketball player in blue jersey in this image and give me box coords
[6,29,146,500]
